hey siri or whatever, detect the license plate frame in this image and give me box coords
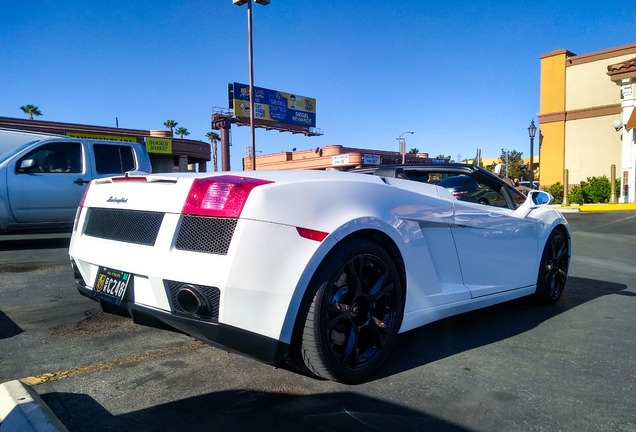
[93,266,132,305]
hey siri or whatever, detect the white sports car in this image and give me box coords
[69,164,571,383]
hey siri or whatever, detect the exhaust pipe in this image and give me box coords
[176,285,209,315]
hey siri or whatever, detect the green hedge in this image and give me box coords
[553,176,621,205]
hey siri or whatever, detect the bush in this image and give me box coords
[543,182,563,204]
[563,175,620,204]
[569,184,586,204]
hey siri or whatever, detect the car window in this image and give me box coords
[94,144,136,174]
[17,142,82,174]
[403,169,511,208]
[508,187,527,206]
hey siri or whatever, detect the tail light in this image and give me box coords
[451,191,468,198]
[112,176,148,182]
[182,175,272,218]
[79,182,92,207]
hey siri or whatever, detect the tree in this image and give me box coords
[409,148,419,154]
[435,154,454,163]
[175,127,189,139]
[20,104,42,119]
[206,131,220,172]
[498,149,524,180]
[164,120,178,132]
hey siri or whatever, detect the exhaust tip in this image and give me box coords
[176,285,209,315]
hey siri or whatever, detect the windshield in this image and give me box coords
[0,140,39,165]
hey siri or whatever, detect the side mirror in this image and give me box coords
[530,190,552,205]
[513,190,554,218]
[18,159,39,172]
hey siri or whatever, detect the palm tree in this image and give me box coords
[206,131,220,172]
[164,120,178,133]
[175,127,189,139]
[20,105,42,119]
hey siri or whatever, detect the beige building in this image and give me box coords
[539,42,636,203]
[244,145,430,170]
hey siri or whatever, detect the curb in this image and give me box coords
[549,203,636,212]
[0,380,67,432]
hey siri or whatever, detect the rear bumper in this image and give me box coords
[75,282,290,365]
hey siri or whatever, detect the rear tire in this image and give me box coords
[534,229,569,304]
[301,240,403,383]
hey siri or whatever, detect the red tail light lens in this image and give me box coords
[296,227,329,242]
[112,176,147,182]
[182,176,272,218]
[79,182,91,207]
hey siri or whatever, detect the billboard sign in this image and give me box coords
[232,82,316,128]
[66,132,137,142]
[146,137,172,154]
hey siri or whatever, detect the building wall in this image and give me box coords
[538,121,565,186]
[539,43,636,188]
[565,55,633,110]
[245,145,430,171]
[565,116,622,181]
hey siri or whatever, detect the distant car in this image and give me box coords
[518,181,539,190]
[69,167,571,383]
[0,128,152,233]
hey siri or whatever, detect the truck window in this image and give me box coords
[18,142,82,173]
[94,144,135,174]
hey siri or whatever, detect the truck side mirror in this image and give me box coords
[18,159,39,172]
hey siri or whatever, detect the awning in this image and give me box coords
[626,108,636,130]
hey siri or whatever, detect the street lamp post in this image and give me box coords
[396,131,414,164]
[234,0,270,170]
[528,120,537,188]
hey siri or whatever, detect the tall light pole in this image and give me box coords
[528,120,537,188]
[502,148,509,178]
[396,131,414,164]
[234,0,270,170]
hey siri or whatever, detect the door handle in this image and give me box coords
[74,178,90,185]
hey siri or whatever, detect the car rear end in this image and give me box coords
[68,173,334,364]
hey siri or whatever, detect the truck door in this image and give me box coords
[7,142,87,224]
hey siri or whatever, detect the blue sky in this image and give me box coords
[2,1,634,170]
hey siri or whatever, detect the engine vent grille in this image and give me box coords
[84,208,164,246]
[175,215,237,255]
[165,280,220,320]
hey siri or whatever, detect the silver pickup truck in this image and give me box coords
[0,128,152,233]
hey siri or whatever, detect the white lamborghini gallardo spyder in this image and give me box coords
[69,164,571,383]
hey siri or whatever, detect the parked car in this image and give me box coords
[69,167,571,383]
[0,128,151,233]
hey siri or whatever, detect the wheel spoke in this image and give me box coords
[342,327,359,369]
[325,302,350,329]
[369,317,391,349]
[346,260,363,297]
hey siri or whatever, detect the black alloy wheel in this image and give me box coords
[301,240,403,383]
[534,229,569,304]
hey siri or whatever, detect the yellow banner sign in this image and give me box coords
[66,132,137,142]
[146,137,172,154]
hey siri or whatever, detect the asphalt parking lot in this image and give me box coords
[1,211,635,432]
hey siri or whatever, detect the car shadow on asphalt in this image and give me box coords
[0,310,22,339]
[0,235,70,251]
[381,276,627,380]
[41,389,470,432]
